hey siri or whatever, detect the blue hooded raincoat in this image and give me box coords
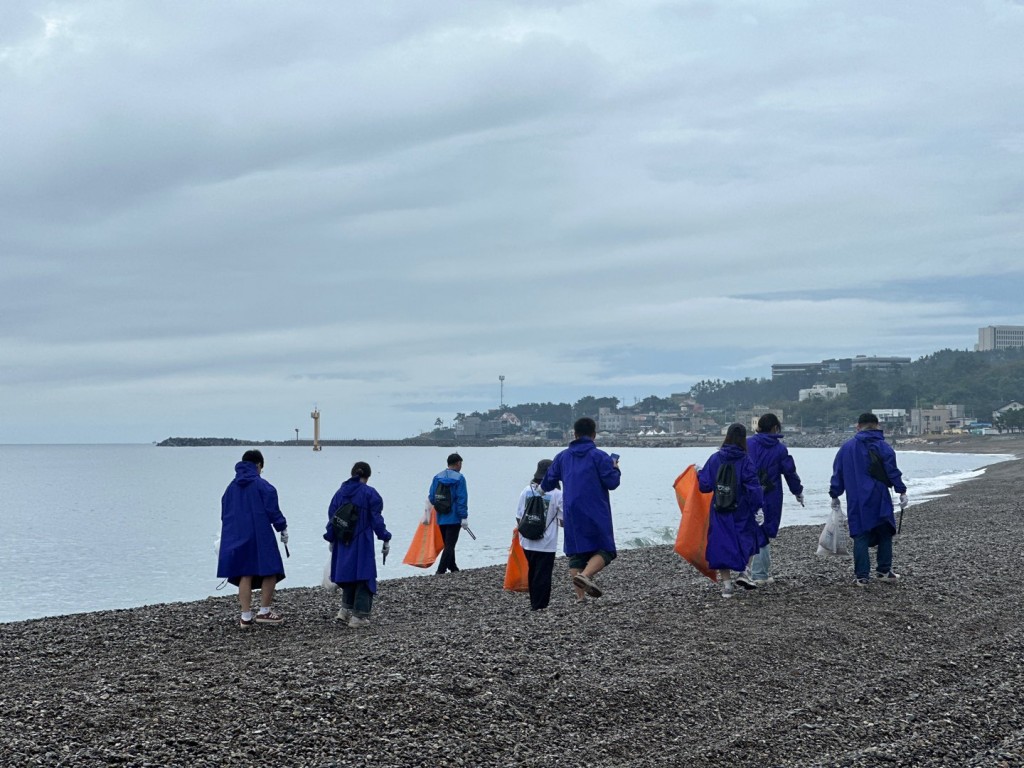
[325,477,392,593]
[428,469,468,526]
[217,461,287,586]
[697,444,767,572]
[746,432,803,539]
[829,429,906,538]
[540,437,620,556]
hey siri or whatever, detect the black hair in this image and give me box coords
[857,412,880,426]
[756,413,781,434]
[242,449,264,467]
[351,461,372,479]
[447,452,463,466]
[574,416,597,438]
[721,423,748,451]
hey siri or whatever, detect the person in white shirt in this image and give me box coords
[515,459,564,610]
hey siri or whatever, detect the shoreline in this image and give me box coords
[3,460,1023,765]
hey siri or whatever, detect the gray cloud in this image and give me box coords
[2,0,1023,441]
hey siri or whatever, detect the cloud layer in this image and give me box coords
[2,1,1023,441]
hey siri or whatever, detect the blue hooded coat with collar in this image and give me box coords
[829,429,906,538]
[217,461,288,586]
[428,468,468,526]
[746,432,803,539]
[324,476,392,593]
[697,444,767,572]
[540,436,620,556]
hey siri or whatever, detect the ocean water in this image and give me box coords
[1,444,1014,623]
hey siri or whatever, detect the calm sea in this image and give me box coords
[1,444,1013,623]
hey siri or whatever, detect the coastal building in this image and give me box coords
[798,383,848,402]
[909,404,965,435]
[993,402,1024,421]
[772,355,911,379]
[976,325,1024,351]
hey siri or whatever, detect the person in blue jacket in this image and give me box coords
[698,424,766,598]
[428,453,470,575]
[217,449,289,628]
[325,461,392,628]
[541,417,620,602]
[829,413,908,587]
[746,413,804,585]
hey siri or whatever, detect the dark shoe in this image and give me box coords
[735,572,758,590]
[572,573,603,598]
[854,578,870,588]
[255,610,284,626]
[239,615,254,629]
[875,570,901,583]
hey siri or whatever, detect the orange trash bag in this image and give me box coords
[673,464,717,581]
[503,528,529,592]
[402,507,444,568]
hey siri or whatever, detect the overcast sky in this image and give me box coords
[2,1,1023,443]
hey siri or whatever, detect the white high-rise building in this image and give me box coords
[976,325,1024,351]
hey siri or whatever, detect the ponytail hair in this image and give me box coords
[350,461,372,480]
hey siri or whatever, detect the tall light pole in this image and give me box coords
[499,375,505,409]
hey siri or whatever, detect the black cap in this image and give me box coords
[533,458,553,483]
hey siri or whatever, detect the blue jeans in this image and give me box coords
[750,541,772,581]
[853,526,893,580]
[340,581,374,618]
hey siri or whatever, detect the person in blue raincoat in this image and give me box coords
[746,413,804,585]
[540,417,620,602]
[829,413,908,587]
[325,461,392,628]
[698,424,766,599]
[217,449,289,628]
[428,453,469,575]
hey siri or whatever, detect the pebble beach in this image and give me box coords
[3,457,1023,767]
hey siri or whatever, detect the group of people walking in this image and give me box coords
[216,412,908,626]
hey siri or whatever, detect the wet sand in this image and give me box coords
[2,458,1023,767]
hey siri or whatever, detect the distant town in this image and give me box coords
[158,327,1024,448]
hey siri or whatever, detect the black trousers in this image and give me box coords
[437,523,462,574]
[524,549,555,610]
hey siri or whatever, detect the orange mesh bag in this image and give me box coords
[673,464,717,581]
[402,507,445,568]
[503,528,529,592]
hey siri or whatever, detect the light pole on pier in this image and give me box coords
[499,375,505,409]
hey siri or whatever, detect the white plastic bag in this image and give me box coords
[816,506,850,556]
[321,560,338,592]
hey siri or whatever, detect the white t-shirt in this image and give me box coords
[515,482,563,553]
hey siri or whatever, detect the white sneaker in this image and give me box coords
[335,608,352,622]
[753,576,775,586]
[348,615,371,628]
[721,580,735,599]
[735,572,758,590]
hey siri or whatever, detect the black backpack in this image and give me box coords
[331,502,359,544]
[714,461,739,513]
[757,468,776,493]
[517,491,549,540]
[433,482,454,514]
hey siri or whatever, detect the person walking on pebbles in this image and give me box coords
[428,453,470,575]
[325,461,392,628]
[746,413,804,585]
[515,459,564,611]
[697,424,766,598]
[829,412,908,587]
[217,449,289,628]
[541,417,620,602]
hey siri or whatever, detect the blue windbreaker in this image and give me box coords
[324,477,392,593]
[540,437,620,556]
[829,429,906,538]
[428,469,468,525]
[217,461,287,586]
[746,432,803,539]
[697,445,766,572]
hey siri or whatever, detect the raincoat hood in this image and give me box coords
[233,461,261,486]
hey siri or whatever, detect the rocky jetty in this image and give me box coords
[2,459,1023,767]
